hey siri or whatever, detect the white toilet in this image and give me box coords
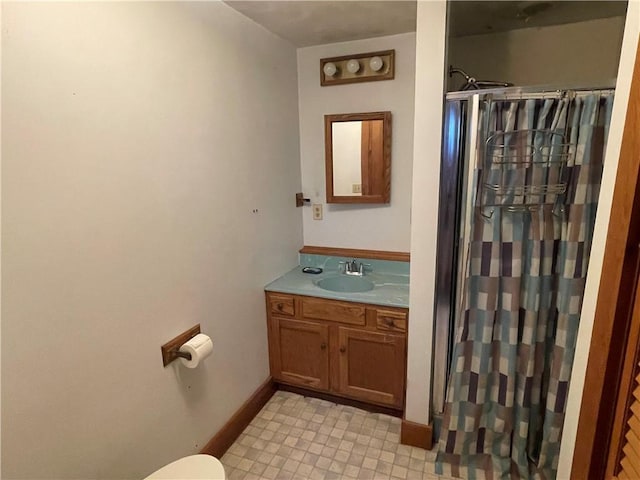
[144,454,226,480]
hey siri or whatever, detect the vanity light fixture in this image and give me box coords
[320,50,394,86]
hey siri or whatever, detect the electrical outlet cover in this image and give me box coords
[312,204,323,220]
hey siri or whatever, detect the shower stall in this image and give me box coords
[431,85,614,478]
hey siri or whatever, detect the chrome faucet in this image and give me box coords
[349,259,358,273]
[339,259,371,276]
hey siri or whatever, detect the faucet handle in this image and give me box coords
[338,261,347,273]
[358,262,372,275]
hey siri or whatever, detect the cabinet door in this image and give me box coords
[337,327,406,408]
[271,317,329,390]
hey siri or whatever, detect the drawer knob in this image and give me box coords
[384,318,395,327]
[340,346,346,353]
[320,342,327,350]
[277,303,284,311]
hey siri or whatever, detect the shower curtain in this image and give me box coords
[435,93,614,480]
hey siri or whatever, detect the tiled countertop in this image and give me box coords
[264,254,410,308]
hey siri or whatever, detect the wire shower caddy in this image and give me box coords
[476,95,577,219]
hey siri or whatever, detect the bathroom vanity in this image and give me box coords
[264,251,409,411]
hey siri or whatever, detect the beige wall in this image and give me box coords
[448,16,626,91]
[1,2,302,479]
[406,1,447,425]
[297,33,416,252]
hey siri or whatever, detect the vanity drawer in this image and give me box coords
[302,297,366,326]
[268,294,295,316]
[376,309,407,333]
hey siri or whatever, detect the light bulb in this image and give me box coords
[346,59,360,74]
[369,56,384,72]
[323,62,337,77]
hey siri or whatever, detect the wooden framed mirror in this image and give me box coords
[324,111,391,204]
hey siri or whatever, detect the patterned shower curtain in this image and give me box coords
[435,93,614,480]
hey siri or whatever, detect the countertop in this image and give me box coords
[264,266,410,308]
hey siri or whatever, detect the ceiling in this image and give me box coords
[224,1,628,47]
[224,1,417,47]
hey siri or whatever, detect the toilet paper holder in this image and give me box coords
[173,350,192,361]
[161,324,200,367]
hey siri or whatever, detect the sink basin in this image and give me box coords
[316,275,375,293]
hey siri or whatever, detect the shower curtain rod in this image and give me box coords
[446,81,616,101]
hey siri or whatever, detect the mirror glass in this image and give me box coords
[325,112,391,204]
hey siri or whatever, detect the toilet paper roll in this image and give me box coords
[179,333,213,368]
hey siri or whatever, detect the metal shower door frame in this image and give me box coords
[431,95,481,419]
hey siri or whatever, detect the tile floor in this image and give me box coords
[221,391,451,480]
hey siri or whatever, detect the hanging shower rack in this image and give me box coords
[477,125,575,219]
[456,87,613,219]
[472,89,601,219]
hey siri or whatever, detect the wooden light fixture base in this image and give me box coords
[320,50,395,86]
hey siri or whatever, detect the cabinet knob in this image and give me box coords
[320,343,327,350]
[340,346,346,353]
[277,303,284,311]
[385,319,395,327]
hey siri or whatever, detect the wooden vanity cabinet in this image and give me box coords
[337,327,406,407]
[269,317,330,390]
[265,292,408,409]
